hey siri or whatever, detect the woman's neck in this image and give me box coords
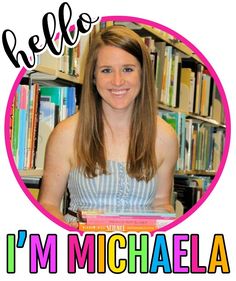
[102,104,133,131]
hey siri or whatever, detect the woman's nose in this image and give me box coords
[112,71,125,86]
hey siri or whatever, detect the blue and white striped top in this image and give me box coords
[64,160,157,222]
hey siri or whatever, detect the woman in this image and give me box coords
[38,25,178,227]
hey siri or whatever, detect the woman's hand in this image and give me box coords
[68,221,79,229]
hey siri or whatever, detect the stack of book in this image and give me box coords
[75,208,176,232]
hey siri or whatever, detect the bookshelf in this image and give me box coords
[34,65,83,84]
[123,20,226,213]
[113,22,202,64]
[11,37,86,199]
[19,169,43,177]
[11,20,226,214]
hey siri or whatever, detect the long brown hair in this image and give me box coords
[75,25,157,181]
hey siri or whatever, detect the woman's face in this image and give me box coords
[94,45,141,113]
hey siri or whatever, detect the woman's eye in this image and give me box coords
[123,67,134,72]
[101,68,112,73]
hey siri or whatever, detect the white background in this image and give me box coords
[0,0,235,279]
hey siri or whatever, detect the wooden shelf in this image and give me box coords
[19,169,43,188]
[113,21,202,64]
[175,170,215,177]
[19,169,43,178]
[34,65,83,84]
[141,25,202,64]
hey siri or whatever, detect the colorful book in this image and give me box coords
[29,83,40,169]
[75,208,175,232]
[40,86,63,122]
[179,67,194,113]
[77,208,176,220]
[155,41,166,102]
[78,223,158,233]
[12,94,20,163]
[200,70,212,116]
[17,85,29,170]
[35,101,56,169]
[83,214,175,226]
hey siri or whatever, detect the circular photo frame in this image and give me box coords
[4,16,231,233]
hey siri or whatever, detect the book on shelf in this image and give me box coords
[17,85,28,170]
[28,188,40,200]
[200,70,213,117]
[35,101,57,169]
[155,41,166,102]
[40,86,64,122]
[185,119,212,171]
[59,31,81,77]
[142,39,181,108]
[35,86,77,169]
[160,45,173,105]
[11,90,20,165]
[194,64,204,114]
[179,67,195,113]
[169,49,181,107]
[212,128,225,171]
[180,58,204,115]
[180,60,222,120]
[185,118,193,170]
[23,175,42,200]
[75,208,176,232]
[26,83,40,169]
[38,33,88,80]
[160,110,224,172]
[37,50,60,72]
[11,83,77,171]
[11,84,40,170]
[211,82,225,124]
[113,21,142,30]
[174,175,211,213]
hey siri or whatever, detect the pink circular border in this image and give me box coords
[4,16,231,233]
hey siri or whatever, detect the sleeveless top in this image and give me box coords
[64,160,157,222]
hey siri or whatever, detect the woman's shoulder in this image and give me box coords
[47,112,79,148]
[156,115,178,161]
[156,115,177,144]
[44,113,79,167]
[54,112,78,133]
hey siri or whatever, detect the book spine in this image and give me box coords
[29,83,40,169]
[12,105,20,163]
[18,85,28,170]
[25,84,34,169]
[85,216,173,226]
[78,209,176,219]
[78,223,158,232]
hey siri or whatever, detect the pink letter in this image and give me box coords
[30,234,57,273]
[173,234,189,273]
[68,234,95,273]
[191,234,206,273]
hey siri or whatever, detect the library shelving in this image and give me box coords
[11,20,226,215]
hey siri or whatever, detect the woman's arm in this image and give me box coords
[38,115,77,223]
[152,117,178,212]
